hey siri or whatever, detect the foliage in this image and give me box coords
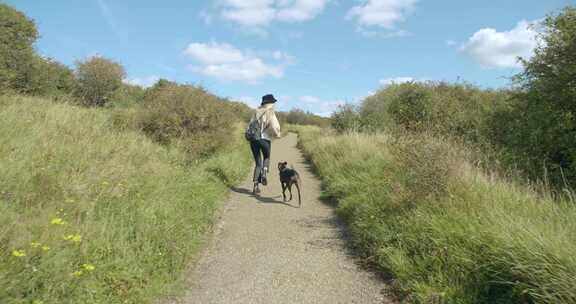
[24,56,76,97]
[74,56,126,107]
[280,109,331,127]
[355,81,512,143]
[110,83,146,108]
[295,125,576,304]
[0,94,251,304]
[136,82,238,158]
[331,104,362,133]
[0,3,38,91]
[226,99,253,122]
[492,7,576,186]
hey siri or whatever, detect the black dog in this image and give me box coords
[278,161,302,207]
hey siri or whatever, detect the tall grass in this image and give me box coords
[0,94,251,304]
[294,125,576,303]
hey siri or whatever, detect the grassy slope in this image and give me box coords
[292,125,576,304]
[0,95,251,304]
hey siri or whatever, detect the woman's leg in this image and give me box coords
[260,139,271,185]
[250,140,263,191]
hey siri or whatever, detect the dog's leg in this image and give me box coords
[288,182,293,201]
[281,182,287,202]
[295,179,302,208]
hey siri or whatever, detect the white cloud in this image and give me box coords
[379,76,415,86]
[219,0,329,28]
[460,20,539,69]
[290,95,345,116]
[276,0,328,22]
[124,76,160,88]
[184,41,291,83]
[185,42,245,64]
[347,0,417,29]
[271,50,295,62]
[234,96,260,108]
[446,40,457,46]
[299,95,321,104]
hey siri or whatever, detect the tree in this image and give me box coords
[504,7,576,186]
[331,104,361,133]
[0,4,38,91]
[22,55,75,96]
[74,56,125,106]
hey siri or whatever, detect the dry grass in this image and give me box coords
[293,125,576,304]
[0,94,251,304]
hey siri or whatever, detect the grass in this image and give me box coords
[0,94,251,304]
[292,125,576,304]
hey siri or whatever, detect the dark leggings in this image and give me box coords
[250,139,271,183]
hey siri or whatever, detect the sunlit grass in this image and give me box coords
[0,94,251,304]
[293,125,576,304]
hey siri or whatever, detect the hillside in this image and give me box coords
[0,94,251,303]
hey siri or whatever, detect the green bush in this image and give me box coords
[0,3,38,91]
[493,7,576,187]
[296,126,576,303]
[74,56,126,107]
[136,82,237,158]
[226,99,253,122]
[331,104,362,133]
[281,109,331,127]
[110,83,146,108]
[24,56,76,97]
[360,81,511,143]
[0,94,251,304]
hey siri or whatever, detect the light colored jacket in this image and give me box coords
[250,103,281,140]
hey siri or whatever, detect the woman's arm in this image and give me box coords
[269,111,281,138]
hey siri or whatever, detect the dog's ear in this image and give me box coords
[283,161,288,165]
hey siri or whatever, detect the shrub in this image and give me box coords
[74,56,126,107]
[0,3,38,91]
[24,55,76,97]
[296,127,576,303]
[0,94,251,303]
[110,83,146,108]
[331,104,362,133]
[226,99,253,122]
[282,109,331,127]
[360,81,511,143]
[494,7,576,187]
[137,82,237,158]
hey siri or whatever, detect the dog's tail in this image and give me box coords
[295,174,302,208]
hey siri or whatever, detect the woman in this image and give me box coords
[249,94,281,194]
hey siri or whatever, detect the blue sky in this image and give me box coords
[6,0,572,116]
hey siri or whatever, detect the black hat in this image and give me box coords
[261,94,277,104]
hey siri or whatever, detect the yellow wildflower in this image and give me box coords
[82,263,96,271]
[41,246,50,251]
[33,300,44,304]
[72,270,83,277]
[30,242,41,248]
[50,218,65,225]
[63,234,82,243]
[65,198,75,203]
[12,250,26,257]
[102,181,109,186]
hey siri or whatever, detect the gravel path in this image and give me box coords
[177,133,393,304]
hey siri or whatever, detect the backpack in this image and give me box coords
[245,111,267,142]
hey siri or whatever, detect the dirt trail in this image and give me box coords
[177,133,393,304]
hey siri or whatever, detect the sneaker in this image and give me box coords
[253,183,261,194]
[261,168,268,186]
